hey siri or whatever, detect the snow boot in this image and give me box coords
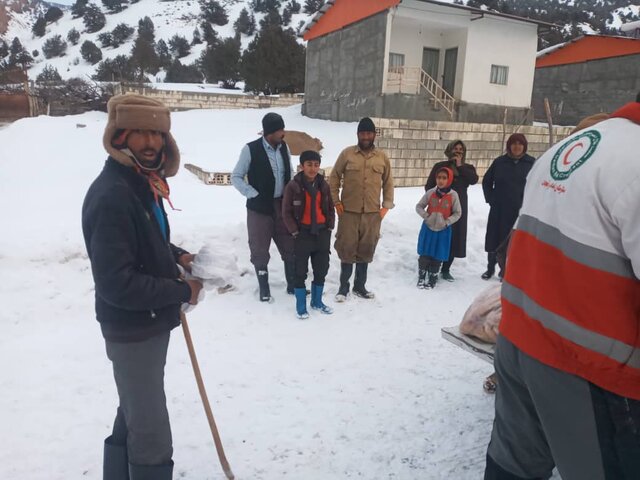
[417,269,427,288]
[295,288,309,319]
[103,436,129,480]
[128,461,173,480]
[335,262,353,302]
[353,262,374,299]
[310,283,333,314]
[255,267,272,302]
[481,268,495,280]
[284,260,296,295]
[426,273,438,289]
[440,270,455,282]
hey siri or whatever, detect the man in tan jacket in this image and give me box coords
[329,117,394,301]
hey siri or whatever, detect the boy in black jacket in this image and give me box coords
[82,94,202,480]
[282,151,335,319]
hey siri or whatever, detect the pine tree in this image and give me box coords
[81,40,102,64]
[67,28,81,45]
[234,8,256,36]
[83,3,106,33]
[165,59,203,83]
[102,0,126,13]
[93,54,136,81]
[42,35,68,59]
[156,39,172,69]
[192,27,203,45]
[282,5,292,26]
[289,0,301,14]
[98,32,113,47]
[71,0,88,18]
[137,16,155,43]
[9,37,34,68]
[112,23,134,47]
[303,0,324,14]
[169,35,191,58]
[200,0,229,26]
[45,6,64,23]
[240,25,304,94]
[130,34,160,80]
[199,35,241,87]
[36,64,62,82]
[32,16,47,37]
[0,40,9,59]
[200,21,219,45]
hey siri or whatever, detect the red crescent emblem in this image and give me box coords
[562,142,584,166]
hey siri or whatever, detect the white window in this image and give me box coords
[389,53,405,68]
[490,65,509,85]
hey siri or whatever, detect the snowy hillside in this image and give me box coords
[0,105,562,479]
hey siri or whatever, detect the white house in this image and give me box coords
[302,0,554,124]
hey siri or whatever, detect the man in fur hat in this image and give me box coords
[82,94,203,480]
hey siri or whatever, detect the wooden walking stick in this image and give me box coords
[180,311,235,480]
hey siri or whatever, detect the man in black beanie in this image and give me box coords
[231,112,295,302]
[329,117,395,301]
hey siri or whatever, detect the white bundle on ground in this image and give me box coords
[190,245,238,292]
[459,284,502,343]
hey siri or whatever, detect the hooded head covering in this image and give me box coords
[436,166,454,189]
[506,133,528,158]
[444,140,467,162]
[103,94,180,177]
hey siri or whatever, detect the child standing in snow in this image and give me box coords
[282,150,335,319]
[415,167,462,289]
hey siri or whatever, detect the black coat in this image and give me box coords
[82,158,191,343]
[482,153,535,252]
[425,160,479,258]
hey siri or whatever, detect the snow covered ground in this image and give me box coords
[1,105,509,479]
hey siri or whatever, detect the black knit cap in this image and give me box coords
[357,117,376,133]
[262,112,285,135]
[299,150,321,165]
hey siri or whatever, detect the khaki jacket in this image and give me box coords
[329,145,395,213]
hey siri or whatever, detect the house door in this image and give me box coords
[422,48,440,81]
[443,47,458,96]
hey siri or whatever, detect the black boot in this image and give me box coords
[426,273,438,289]
[353,262,374,299]
[103,436,129,480]
[417,269,427,289]
[335,262,353,302]
[284,259,296,295]
[129,461,173,480]
[482,252,497,280]
[255,267,272,302]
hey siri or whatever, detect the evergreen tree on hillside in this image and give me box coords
[42,35,67,59]
[199,35,241,87]
[9,37,33,68]
[102,0,126,14]
[252,0,281,13]
[112,23,135,47]
[165,59,203,83]
[259,9,282,29]
[81,40,102,64]
[156,39,172,69]
[282,4,292,26]
[45,6,64,23]
[192,27,203,45]
[169,35,191,58]
[303,0,324,14]
[67,28,81,45]
[98,32,113,47]
[289,0,301,14]
[240,25,304,94]
[138,16,155,43]
[130,33,160,80]
[234,7,256,36]
[200,0,229,26]
[36,64,62,82]
[0,40,9,59]
[32,16,47,37]
[83,3,106,33]
[93,54,137,81]
[71,0,88,18]
[200,21,220,45]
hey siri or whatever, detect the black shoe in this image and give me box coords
[441,271,455,282]
[353,262,373,297]
[481,269,495,280]
[256,267,271,302]
[417,269,427,288]
[426,273,438,289]
[353,286,375,299]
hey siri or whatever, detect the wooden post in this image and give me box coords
[544,98,555,147]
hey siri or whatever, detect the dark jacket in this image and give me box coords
[482,153,535,252]
[282,172,335,234]
[82,158,192,343]
[425,160,478,258]
[246,138,291,215]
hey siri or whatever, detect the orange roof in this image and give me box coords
[536,35,640,68]
[302,0,400,41]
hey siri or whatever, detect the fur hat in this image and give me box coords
[570,113,610,134]
[357,117,376,133]
[103,94,180,177]
[436,166,454,188]
[299,150,321,165]
[506,133,528,156]
[262,112,285,135]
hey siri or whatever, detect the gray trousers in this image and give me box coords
[486,335,640,480]
[247,198,295,269]
[105,331,173,467]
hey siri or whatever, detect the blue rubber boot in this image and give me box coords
[310,283,333,314]
[294,288,309,319]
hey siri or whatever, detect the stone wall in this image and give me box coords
[373,117,573,187]
[532,55,640,126]
[118,84,303,111]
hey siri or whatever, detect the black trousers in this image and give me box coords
[294,228,331,288]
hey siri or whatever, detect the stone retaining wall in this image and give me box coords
[373,117,574,187]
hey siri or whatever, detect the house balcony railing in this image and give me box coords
[386,66,456,118]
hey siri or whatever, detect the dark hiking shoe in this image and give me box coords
[481,269,495,280]
[426,274,438,289]
[352,287,375,299]
[441,271,455,282]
